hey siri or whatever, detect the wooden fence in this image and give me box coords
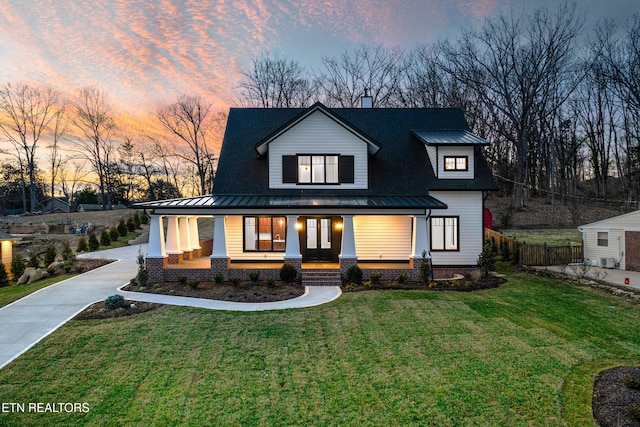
[484,228,583,266]
[519,243,583,266]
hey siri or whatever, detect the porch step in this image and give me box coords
[301,269,342,287]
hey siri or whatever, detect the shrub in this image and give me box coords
[624,375,640,390]
[28,252,39,268]
[100,230,111,246]
[397,272,408,284]
[249,271,260,283]
[74,265,85,274]
[136,249,148,286]
[76,237,88,252]
[177,275,188,284]
[477,243,497,277]
[88,233,99,251]
[117,219,127,237]
[346,265,363,285]
[0,264,9,287]
[500,241,511,261]
[630,404,640,423]
[266,278,276,288]
[139,213,149,225]
[109,227,120,242]
[11,254,26,279]
[133,212,141,228]
[44,245,57,266]
[370,272,382,285]
[127,217,136,232]
[61,240,75,262]
[187,279,200,290]
[105,294,125,310]
[214,273,224,284]
[419,250,432,285]
[229,277,241,287]
[280,263,297,283]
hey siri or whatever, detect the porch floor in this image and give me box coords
[165,256,411,270]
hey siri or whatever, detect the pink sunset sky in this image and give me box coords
[0,0,638,116]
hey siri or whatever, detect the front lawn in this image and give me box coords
[1,271,639,426]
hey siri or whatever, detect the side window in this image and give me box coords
[430,217,459,251]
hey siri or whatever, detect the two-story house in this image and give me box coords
[135,100,497,285]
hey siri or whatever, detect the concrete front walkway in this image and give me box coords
[0,244,341,370]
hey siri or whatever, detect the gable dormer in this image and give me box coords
[412,130,489,180]
[255,103,380,190]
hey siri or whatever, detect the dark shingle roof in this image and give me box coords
[213,105,497,197]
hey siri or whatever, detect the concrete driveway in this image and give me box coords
[0,244,341,370]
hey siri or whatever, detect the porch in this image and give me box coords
[144,213,430,284]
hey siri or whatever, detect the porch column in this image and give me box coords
[146,214,167,283]
[339,215,358,276]
[165,215,183,264]
[189,216,202,257]
[211,215,229,276]
[178,216,192,260]
[411,214,431,281]
[284,215,302,272]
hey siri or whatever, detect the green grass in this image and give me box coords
[97,231,142,250]
[502,228,582,246]
[0,274,75,308]
[1,271,639,426]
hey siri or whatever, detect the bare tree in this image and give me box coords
[60,159,91,206]
[439,4,584,209]
[314,44,407,107]
[238,52,315,107]
[0,83,59,212]
[156,95,216,195]
[47,105,67,204]
[68,86,117,209]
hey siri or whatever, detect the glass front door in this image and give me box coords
[301,217,340,261]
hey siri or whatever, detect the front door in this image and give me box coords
[301,217,341,262]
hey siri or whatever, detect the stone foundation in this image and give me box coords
[146,257,168,284]
[211,257,230,278]
[432,267,475,279]
[167,252,183,264]
[283,257,302,278]
[182,250,192,261]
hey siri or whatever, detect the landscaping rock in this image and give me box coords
[17,267,49,285]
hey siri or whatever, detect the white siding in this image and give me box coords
[582,228,625,269]
[226,216,285,261]
[429,191,483,265]
[426,145,437,174]
[354,216,412,260]
[437,146,474,179]
[268,110,368,189]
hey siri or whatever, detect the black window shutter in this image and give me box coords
[282,155,297,183]
[339,155,354,183]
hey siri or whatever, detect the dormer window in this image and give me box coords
[298,155,339,184]
[283,155,354,185]
[444,156,468,171]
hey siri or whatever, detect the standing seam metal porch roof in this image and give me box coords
[135,194,447,210]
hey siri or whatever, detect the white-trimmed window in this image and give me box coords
[596,231,609,247]
[444,156,468,171]
[244,216,287,251]
[431,217,459,251]
[283,154,352,184]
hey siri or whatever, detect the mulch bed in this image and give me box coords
[73,300,163,321]
[123,281,306,303]
[593,366,640,427]
[343,275,505,292]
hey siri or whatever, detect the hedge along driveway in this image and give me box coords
[0,258,138,370]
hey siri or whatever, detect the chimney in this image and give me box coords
[360,88,373,108]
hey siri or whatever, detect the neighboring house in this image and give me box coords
[134,101,498,284]
[46,197,72,214]
[0,231,20,278]
[578,210,640,271]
